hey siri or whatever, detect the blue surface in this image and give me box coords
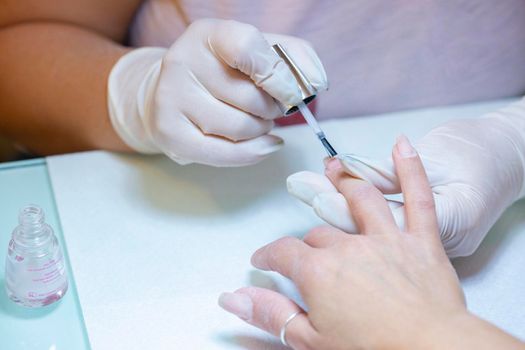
[0,159,90,349]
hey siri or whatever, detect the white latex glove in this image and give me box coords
[288,98,525,257]
[107,19,327,167]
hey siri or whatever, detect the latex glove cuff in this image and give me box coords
[107,47,167,154]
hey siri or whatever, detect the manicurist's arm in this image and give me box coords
[0,0,138,154]
[0,1,329,166]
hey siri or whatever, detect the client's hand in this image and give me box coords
[287,100,525,258]
[218,135,467,349]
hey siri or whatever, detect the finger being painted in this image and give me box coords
[325,158,397,234]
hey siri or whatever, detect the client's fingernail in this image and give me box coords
[396,134,417,158]
[218,292,253,321]
[325,158,341,171]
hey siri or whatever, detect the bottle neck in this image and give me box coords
[13,206,53,249]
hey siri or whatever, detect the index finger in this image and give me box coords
[392,135,439,235]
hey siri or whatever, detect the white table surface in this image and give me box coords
[47,99,525,349]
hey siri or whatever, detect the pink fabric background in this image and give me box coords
[129,0,525,121]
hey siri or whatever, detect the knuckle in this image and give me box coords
[303,225,334,244]
[304,225,328,238]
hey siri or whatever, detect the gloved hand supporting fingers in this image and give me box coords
[287,171,339,205]
[312,192,357,233]
[389,192,483,258]
[327,154,491,257]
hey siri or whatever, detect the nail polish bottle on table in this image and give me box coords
[4,205,68,307]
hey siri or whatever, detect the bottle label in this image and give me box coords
[5,247,68,303]
[26,254,67,298]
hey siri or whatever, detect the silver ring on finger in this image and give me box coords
[280,310,303,347]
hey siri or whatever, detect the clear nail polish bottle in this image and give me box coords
[5,205,68,307]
